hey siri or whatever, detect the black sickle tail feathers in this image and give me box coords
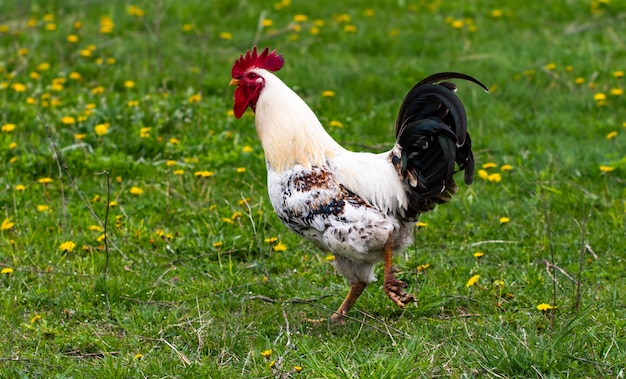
[391,72,488,218]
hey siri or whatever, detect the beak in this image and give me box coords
[230,78,239,86]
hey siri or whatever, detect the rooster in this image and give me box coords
[230,47,488,323]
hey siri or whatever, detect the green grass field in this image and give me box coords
[1,0,624,377]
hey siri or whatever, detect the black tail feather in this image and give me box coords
[391,72,487,218]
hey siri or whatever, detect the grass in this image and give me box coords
[0,0,624,377]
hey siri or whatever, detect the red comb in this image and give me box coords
[232,47,284,78]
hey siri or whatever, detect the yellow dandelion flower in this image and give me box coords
[466,274,480,287]
[9,142,17,149]
[260,350,272,358]
[43,14,54,22]
[133,353,143,360]
[194,170,214,178]
[264,237,278,243]
[169,137,180,145]
[61,116,76,125]
[231,212,242,220]
[490,9,503,18]
[45,23,57,31]
[100,16,115,34]
[274,242,287,252]
[89,225,103,232]
[129,186,143,195]
[416,221,428,227]
[1,267,13,274]
[242,145,253,153]
[11,83,26,92]
[91,86,105,95]
[610,88,623,96]
[325,254,335,261]
[344,24,357,33]
[15,184,26,191]
[451,19,464,29]
[30,72,40,80]
[69,72,81,80]
[26,97,37,105]
[544,63,556,71]
[322,90,335,97]
[487,173,502,182]
[37,205,50,212]
[222,217,234,224]
[293,14,308,22]
[74,133,86,140]
[536,303,556,311]
[482,162,497,169]
[478,169,489,180]
[314,19,325,27]
[109,200,118,207]
[574,77,585,85]
[309,26,320,35]
[127,100,139,107]
[106,57,116,65]
[74,20,82,29]
[139,127,151,138]
[599,165,614,172]
[1,218,14,231]
[594,93,606,101]
[182,23,194,31]
[124,80,135,88]
[188,93,201,103]
[335,14,351,23]
[30,314,42,324]
[38,177,53,184]
[59,241,76,252]
[226,109,235,117]
[219,32,233,40]
[499,217,510,224]
[127,5,145,17]
[1,123,16,132]
[166,160,177,166]
[262,19,273,27]
[364,9,375,16]
[416,263,430,272]
[173,169,184,175]
[500,164,513,171]
[236,167,246,173]
[606,131,618,139]
[329,120,343,128]
[18,47,29,56]
[613,70,624,78]
[67,34,79,43]
[473,251,484,258]
[94,123,110,136]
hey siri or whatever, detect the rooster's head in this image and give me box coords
[230,47,284,118]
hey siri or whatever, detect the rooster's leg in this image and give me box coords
[330,281,367,323]
[383,232,416,308]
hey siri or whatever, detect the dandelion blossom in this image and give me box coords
[599,165,615,172]
[537,303,556,311]
[124,80,135,88]
[1,218,14,230]
[466,274,480,287]
[38,177,53,184]
[1,123,16,132]
[499,217,510,224]
[1,267,13,274]
[129,186,143,195]
[260,350,272,358]
[473,251,484,258]
[274,242,287,252]
[94,123,110,136]
[59,241,76,252]
[606,131,618,139]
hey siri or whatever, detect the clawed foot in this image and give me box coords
[384,275,416,308]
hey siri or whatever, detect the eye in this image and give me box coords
[246,72,259,80]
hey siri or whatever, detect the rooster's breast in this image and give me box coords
[267,164,413,263]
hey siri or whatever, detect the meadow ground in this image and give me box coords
[0,0,624,377]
